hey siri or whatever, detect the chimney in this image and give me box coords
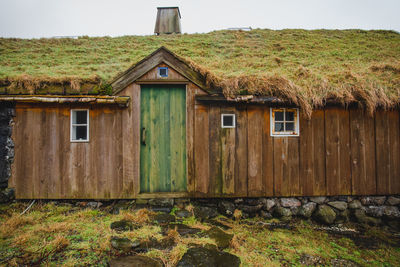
[154,7,181,35]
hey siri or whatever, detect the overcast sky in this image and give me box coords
[0,0,399,38]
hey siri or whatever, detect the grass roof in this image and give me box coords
[1,29,399,114]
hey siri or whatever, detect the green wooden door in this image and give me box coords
[140,84,187,193]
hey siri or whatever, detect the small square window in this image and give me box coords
[271,108,299,136]
[71,109,89,142]
[221,114,236,128]
[158,67,168,78]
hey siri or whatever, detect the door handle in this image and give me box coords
[141,127,146,145]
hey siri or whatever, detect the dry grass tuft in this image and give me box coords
[0,214,34,237]
[33,222,73,234]
[233,209,242,221]
[370,63,400,74]
[3,74,101,93]
[121,208,155,224]
[46,234,70,253]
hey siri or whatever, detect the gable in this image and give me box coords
[137,63,188,82]
[111,46,215,95]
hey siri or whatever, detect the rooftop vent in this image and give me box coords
[154,7,181,35]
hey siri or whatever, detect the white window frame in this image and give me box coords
[70,109,90,142]
[270,108,299,137]
[221,114,236,128]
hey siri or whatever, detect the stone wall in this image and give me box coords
[126,195,400,229]
[193,196,400,228]
[0,103,15,203]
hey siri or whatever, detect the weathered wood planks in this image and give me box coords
[9,96,400,199]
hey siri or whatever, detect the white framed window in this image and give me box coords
[270,108,299,136]
[221,114,236,128]
[157,67,168,78]
[70,109,89,142]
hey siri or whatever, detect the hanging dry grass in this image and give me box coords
[1,74,101,93]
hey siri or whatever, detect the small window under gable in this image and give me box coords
[270,108,299,136]
[71,109,89,142]
[157,67,168,78]
[221,114,236,128]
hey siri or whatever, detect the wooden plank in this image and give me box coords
[388,110,400,194]
[88,107,98,198]
[364,111,377,195]
[235,106,248,196]
[299,112,314,196]
[325,108,351,196]
[186,84,196,195]
[11,108,29,198]
[376,110,390,194]
[288,137,300,196]
[262,107,274,196]
[96,109,109,198]
[46,109,60,198]
[194,104,209,196]
[131,84,141,197]
[247,106,263,196]
[376,110,399,195]
[273,137,287,196]
[208,105,222,196]
[221,106,236,195]
[149,87,159,192]
[350,109,376,195]
[31,109,41,198]
[105,107,119,198]
[158,87,170,192]
[59,107,70,199]
[119,84,135,197]
[312,110,326,195]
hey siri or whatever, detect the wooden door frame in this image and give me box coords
[137,82,190,198]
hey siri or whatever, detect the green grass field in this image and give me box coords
[1,202,399,266]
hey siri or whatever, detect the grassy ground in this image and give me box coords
[0,201,399,266]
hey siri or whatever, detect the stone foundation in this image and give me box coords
[131,195,400,228]
[0,103,15,203]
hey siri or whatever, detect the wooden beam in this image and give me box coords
[0,95,130,107]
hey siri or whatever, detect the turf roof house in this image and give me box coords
[2,44,400,199]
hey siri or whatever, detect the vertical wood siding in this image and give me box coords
[10,105,125,199]
[9,98,400,198]
[194,105,400,197]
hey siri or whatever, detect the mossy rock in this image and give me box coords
[204,226,233,249]
[313,204,336,225]
[110,220,139,232]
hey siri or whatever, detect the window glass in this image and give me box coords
[275,122,284,132]
[75,126,87,140]
[223,115,233,127]
[158,67,168,77]
[285,111,294,121]
[74,111,87,124]
[275,111,284,121]
[285,122,295,131]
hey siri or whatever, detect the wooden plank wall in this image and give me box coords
[194,105,400,197]
[9,97,400,198]
[10,104,126,199]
